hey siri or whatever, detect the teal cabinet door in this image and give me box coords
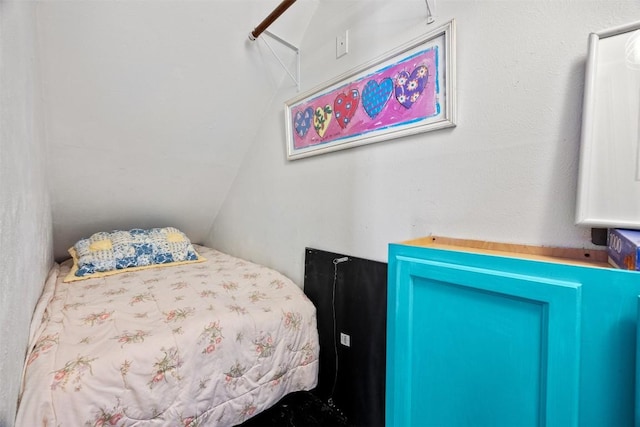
[386,242,640,427]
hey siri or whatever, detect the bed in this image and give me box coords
[16,228,319,426]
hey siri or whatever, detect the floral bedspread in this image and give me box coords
[16,245,319,426]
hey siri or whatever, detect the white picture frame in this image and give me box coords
[284,20,456,160]
[576,20,640,229]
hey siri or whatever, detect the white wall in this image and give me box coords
[37,0,316,260]
[0,1,54,425]
[207,0,640,286]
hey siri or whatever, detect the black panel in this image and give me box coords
[591,227,608,246]
[303,248,387,427]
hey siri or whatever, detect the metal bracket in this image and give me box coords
[260,31,300,91]
[425,0,435,24]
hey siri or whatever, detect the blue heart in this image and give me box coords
[362,78,393,119]
[294,107,313,138]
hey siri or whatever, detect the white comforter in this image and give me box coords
[16,245,319,426]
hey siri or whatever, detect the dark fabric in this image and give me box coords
[238,391,348,427]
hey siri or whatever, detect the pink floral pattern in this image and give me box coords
[50,355,97,391]
[254,333,275,358]
[198,321,223,354]
[113,330,149,347]
[149,347,183,388]
[88,404,124,426]
[17,245,319,426]
[181,415,201,427]
[27,333,58,366]
[283,311,303,330]
[82,310,114,326]
[163,307,195,323]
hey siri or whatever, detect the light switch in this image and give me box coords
[336,30,349,58]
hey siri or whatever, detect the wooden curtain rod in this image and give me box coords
[248,0,296,41]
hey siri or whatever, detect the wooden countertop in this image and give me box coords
[398,236,612,269]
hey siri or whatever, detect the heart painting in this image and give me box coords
[294,107,313,138]
[362,78,393,119]
[333,89,360,129]
[395,65,428,109]
[313,105,333,138]
[286,25,453,160]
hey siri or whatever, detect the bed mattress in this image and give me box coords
[16,245,319,426]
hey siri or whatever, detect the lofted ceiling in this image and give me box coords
[37,0,317,260]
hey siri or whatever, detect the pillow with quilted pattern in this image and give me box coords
[63,227,205,282]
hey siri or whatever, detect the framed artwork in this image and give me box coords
[284,20,456,160]
[576,20,640,229]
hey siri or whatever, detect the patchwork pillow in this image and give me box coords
[63,227,205,282]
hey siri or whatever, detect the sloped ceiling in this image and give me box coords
[38,0,317,260]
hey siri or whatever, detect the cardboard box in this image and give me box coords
[607,229,640,270]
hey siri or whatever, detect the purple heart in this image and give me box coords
[394,65,428,109]
[362,78,393,118]
[294,107,313,138]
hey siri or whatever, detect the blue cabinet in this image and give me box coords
[386,237,640,427]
